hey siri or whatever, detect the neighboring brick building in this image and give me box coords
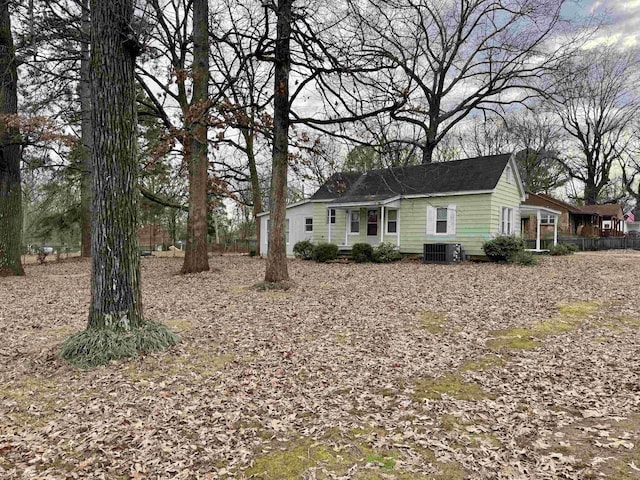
[137,224,172,250]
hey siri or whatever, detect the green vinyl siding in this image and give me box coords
[399,194,494,256]
[490,164,524,236]
[312,203,347,245]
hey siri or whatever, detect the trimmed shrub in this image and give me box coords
[482,236,526,262]
[508,250,537,266]
[312,242,339,262]
[373,242,402,263]
[548,243,578,256]
[293,240,314,260]
[351,242,374,263]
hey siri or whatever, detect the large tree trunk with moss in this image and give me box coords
[181,0,210,274]
[88,0,142,328]
[0,0,23,277]
[79,0,92,258]
[264,0,293,283]
[61,0,177,368]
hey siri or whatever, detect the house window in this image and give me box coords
[304,217,313,232]
[540,214,555,225]
[285,218,290,244]
[266,219,270,242]
[506,165,514,184]
[367,209,378,236]
[327,208,336,224]
[386,209,397,234]
[349,210,360,234]
[436,207,448,233]
[427,205,456,235]
[501,207,514,235]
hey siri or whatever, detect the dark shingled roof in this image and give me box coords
[310,154,512,203]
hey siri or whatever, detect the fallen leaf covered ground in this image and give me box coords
[1,251,639,479]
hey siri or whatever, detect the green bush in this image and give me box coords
[312,242,339,262]
[508,250,537,266]
[373,242,402,263]
[482,236,526,262]
[351,243,374,263]
[293,240,314,260]
[548,243,579,256]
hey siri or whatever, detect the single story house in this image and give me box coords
[259,153,552,258]
[522,193,602,238]
[582,204,625,237]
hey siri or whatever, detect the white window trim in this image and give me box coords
[385,209,398,235]
[348,210,360,235]
[304,217,313,232]
[500,207,514,235]
[435,207,448,235]
[505,165,514,184]
[327,208,336,224]
[427,204,457,236]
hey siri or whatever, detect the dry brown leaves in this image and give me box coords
[1,251,639,479]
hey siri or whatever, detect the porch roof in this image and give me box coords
[520,205,561,217]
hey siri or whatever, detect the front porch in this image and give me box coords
[326,198,401,249]
[520,205,560,252]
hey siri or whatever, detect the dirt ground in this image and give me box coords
[1,252,639,479]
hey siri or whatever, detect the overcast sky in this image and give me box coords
[567,0,640,47]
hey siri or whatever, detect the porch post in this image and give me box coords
[328,208,332,243]
[380,206,385,245]
[536,210,541,251]
[345,209,349,246]
[397,210,401,248]
[553,214,558,246]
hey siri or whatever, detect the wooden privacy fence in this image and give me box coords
[526,237,640,251]
[208,239,256,254]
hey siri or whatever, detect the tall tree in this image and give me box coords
[549,46,640,204]
[181,0,211,273]
[61,0,177,367]
[264,0,293,283]
[0,0,24,276]
[348,0,577,163]
[79,0,92,257]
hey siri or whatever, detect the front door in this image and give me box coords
[366,209,378,240]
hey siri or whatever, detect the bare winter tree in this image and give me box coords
[61,0,178,367]
[0,0,23,276]
[348,0,579,164]
[548,46,640,204]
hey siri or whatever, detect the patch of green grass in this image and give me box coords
[459,354,506,372]
[123,345,232,381]
[414,374,493,401]
[164,319,193,332]
[418,311,447,334]
[557,301,600,317]
[487,301,602,351]
[486,330,542,351]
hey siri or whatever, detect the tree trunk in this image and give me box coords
[88,0,142,328]
[79,0,92,258]
[181,0,210,274]
[0,0,24,277]
[244,128,263,253]
[265,0,293,283]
